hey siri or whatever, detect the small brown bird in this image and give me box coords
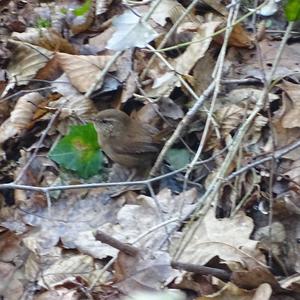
[92,109,161,174]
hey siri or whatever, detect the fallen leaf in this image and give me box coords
[6,40,53,86]
[106,10,158,51]
[56,52,117,92]
[172,21,220,75]
[177,209,264,267]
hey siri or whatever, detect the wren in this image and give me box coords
[92,109,161,174]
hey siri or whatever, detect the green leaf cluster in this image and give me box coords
[73,0,92,16]
[49,123,103,179]
[284,0,300,21]
[36,17,51,29]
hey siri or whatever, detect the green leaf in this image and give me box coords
[166,148,191,170]
[73,0,92,16]
[49,123,103,178]
[36,17,51,29]
[284,0,300,21]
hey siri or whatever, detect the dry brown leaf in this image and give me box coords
[0,231,24,262]
[172,21,221,75]
[177,209,264,267]
[237,39,300,80]
[34,288,79,300]
[37,254,94,288]
[115,251,177,294]
[193,50,215,95]
[89,27,115,52]
[10,92,44,129]
[151,0,180,26]
[280,274,300,293]
[207,103,267,151]
[278,81,300,128]
[0,92,44,145]
[0,262,24,300]
[115,188,197,249]
[214,23,254,49]
[202,0,228,16]
[146,71,179,98]
[225,88,279,105]
[197,281,272,300]
[231,267,278,290]
[95,0,113,15]
[6,40,53,87]
[56,52,117,93]
[267,109,300,160]
[215,104,245,136]
[12,28,77,54]
[48,94,96,124]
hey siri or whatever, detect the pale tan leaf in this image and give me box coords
[56,52,116,92]
[0,92,43,145]
[35,288,79,300]
[10,92,44,129]
[279,81,300,128]
[151,0,179,26]
[37,255,94,288]
[280,274,300,292]
[95,0,113,15]
[7,40,53,86]
[115,251,178,293]
[0,262,23,300]
[198,281,271,300]
[216,104,245,136]
[12,28,76,54]
[47,94,96,123]
[225,88,279,105]
[178,209,263,267]
[172,21,220,75]
[123,290,185,300]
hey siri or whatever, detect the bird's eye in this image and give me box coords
[101,119,109,124]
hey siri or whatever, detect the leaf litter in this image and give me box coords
[0,0,300,299]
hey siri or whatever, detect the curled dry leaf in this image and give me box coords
[0,92,43,145]
[34,288,79,300]
[6,40,53,87]
[56,52,117,93]
[225,88,279,105]
[47,94,96,123]
[278,80,300,128]
[10,92,44,129]
[0,262,23,300]
[172,21,221,75]
[177,209,263,267]
[150,0,180,26]
[115,251,178,294]
[198,281,272,300]
[207,103,267,151]
[12,28,77,54]
[37,254,94,288]
[214,23,254,49]
[95,0,113,15]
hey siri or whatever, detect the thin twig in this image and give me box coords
[182,1,239,196]
[85,51,122,98]
[227,138,300,181]
[150,80,216,176]
[150,0,267,53]
[14,107,62,184]
[141,0,199,79]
